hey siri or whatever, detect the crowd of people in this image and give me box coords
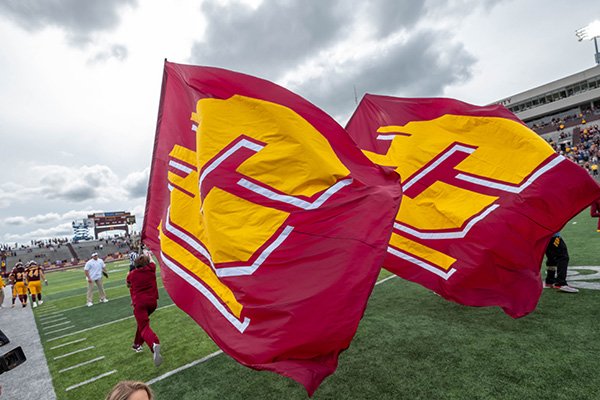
[530,108,598,134]
[548,123,600,176]
[0,234,142,275]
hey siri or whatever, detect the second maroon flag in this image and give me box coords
[346,94,600,318]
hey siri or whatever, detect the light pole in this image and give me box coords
[576,20,600,65]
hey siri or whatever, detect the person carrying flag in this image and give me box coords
[126,255,162,367]
[544,232,578,293]
[590,198,600,232]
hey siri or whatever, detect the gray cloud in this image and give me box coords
[4,216,28,226]
[190,0,503,122]
[3,213,60,226]
[0,0,137,46]
[361,1,426,38]
[0,164,144,211]
[296,29,475,119]
[28,213,61,224]
[88,43,129,64]
[122,167,149,199]
[34,164,126,203]
[3,222,73,243]
[191,0,352,79]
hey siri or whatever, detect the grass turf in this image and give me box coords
[34,210,600,399]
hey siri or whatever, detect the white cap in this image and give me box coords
[91,252,98,257]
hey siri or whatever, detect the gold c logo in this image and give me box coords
[159,95,352,332]
[363,114,560,279]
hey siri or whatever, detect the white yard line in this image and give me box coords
[146,275,398,386]
[43,320,73,330]
[41,316,68,325]
[54,346,95,360]
[147,350,223,385]
[376,275,396,286]
[47,289,129,303]
[37,304,57,310]
[45,325,76,336]
[39,310,65,319]
[44,293,131,314]
[47,304,176,342]
[50,338,87,350]
[65,370,117,392]
[59,356,105,373]
[47,282,164,303]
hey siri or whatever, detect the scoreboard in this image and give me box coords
[88,212,136,227]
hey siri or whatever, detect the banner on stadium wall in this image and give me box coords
[345,94,600,318]
[142,62,401,395]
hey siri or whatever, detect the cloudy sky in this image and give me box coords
[1,0,599,246]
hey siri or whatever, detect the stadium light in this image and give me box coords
[576,20,600,65]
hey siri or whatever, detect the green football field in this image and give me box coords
[36,209,600,400]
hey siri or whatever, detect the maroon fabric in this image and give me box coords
[133,304,159,349]
[142,62,401,395]
[346,94,600,318]
[127,263,159,307]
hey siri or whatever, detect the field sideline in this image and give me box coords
[3,209,599,399]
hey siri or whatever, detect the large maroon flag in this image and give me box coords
[142,62,401,394]
[345,94,600,318]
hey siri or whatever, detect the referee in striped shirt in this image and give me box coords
[128,250,139,272]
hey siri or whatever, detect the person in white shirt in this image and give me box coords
[84,252,109,306]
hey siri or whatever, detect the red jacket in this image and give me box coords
[127,262,159,306]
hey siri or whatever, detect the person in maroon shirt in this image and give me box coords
[127,255,162,367]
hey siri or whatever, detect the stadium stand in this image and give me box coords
[494,64,600,180]
[1,234,138,274]
[495,64,600,130]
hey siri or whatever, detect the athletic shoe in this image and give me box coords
[11,304,15,308]
[543,283,553,289]
[554,285,579,293]
[86,302,93,307]
[32,302,37,308]
[38,300,44,305]
[22,303,26,308]
[100,298,109,303]
[153,343,163,367]
[132,344,143,353]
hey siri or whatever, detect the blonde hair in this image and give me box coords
[106,381,154,400]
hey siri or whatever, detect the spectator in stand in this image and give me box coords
[127,255,162,367]
[590,198,600,232]
[84,252,109,307]
[543,233,578,293]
